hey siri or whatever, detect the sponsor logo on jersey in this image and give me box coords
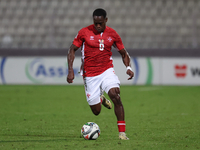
[107,37,112,42]
[99,39,104,44]
[90,36,94,40]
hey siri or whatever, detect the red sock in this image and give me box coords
[117,121,126,132]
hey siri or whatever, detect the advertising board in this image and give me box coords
[162,58,200,85]
[0,57,199,85]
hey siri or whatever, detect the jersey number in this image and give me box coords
[99,39,104,51]
[99,43,104,51]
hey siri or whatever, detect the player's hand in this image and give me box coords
[126,69,134,80]
[67,70,74,83]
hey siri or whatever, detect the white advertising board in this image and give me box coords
[0,57,161,85]
[161,58,200,85]
[0,57,83,84]
[0,57,200,85]
[113,57,160,85]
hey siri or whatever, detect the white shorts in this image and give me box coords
[84,68,120,106]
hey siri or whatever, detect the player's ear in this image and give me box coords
[105,17,108,22]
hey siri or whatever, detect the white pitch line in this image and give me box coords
[138,87,162,91]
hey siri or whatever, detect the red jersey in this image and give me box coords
[73,24,125,77]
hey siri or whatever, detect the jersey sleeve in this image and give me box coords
[73,29,84,48]
[113,31,125,51]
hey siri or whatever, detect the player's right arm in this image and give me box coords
[67,44,79,83]
[67,28,84,83]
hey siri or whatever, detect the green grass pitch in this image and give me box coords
[0,85,200,150]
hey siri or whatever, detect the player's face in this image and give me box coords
[93,16,107,33]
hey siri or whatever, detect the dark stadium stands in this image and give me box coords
[0,0,199,49]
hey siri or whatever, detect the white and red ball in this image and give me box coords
[81,122,100,140]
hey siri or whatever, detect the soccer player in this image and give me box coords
[67,8,134,140]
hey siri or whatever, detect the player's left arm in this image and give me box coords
[118,49,134,80]
[113,30,134,80]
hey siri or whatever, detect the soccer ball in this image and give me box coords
[81,122,100,140]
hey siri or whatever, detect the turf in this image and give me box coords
[0,85,200,150]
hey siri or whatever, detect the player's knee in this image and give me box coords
[90,104,101,116]
[92,110,101,116]
[108,88,122,105]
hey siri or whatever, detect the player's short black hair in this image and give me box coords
[93,8,107,18]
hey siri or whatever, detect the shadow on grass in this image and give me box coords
[0,134,81,143]
[0,139,67,143]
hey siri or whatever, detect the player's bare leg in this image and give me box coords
[108,87,129,140]
[90,103,102,116]
[108,88,124,120]
[90,95,112,115]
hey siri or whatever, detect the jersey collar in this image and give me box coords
[92,24,107,34]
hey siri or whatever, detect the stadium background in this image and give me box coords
[0,1,200,149]
[0,0,200,85]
